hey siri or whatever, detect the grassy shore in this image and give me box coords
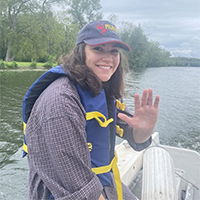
[17,62,45,68]
[0,61,57,70]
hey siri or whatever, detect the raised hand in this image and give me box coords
[118,89,160,143]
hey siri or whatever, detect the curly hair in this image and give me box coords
[62,43,127,99]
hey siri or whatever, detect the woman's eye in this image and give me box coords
[93,47,102,51]
[111,49,119,53]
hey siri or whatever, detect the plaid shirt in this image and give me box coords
[25,76,151,200]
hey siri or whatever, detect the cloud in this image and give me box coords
[100,0,200,58]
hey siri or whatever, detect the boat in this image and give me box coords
[116,132,200,200]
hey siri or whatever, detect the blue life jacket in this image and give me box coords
[76,84,116,186]
[22,65,125,199]
[22,66,67,157]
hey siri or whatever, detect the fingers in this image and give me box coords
[134,93,140,110]
[141,89,148,106]
[141,89,153,107]
[118,113,132,126]
[135,89,159,108]
[147,89,153,105]
[154,95,160,108]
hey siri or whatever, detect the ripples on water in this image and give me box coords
[0,70,46,168]
[0,67,200,199]
[0,70,46,199]
[124,67,200,152]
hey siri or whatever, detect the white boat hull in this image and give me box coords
[116,132,200,200]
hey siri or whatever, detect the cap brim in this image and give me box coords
[84,38,131,51]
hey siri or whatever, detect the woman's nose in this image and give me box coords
[101,53,113,61]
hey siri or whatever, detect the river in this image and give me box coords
[0,67,200,199]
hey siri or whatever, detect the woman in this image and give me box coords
[22,20,159,200]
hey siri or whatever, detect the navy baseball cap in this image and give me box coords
[76,20,131,51]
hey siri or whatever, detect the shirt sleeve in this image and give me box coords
[26,77,103,199]
[116,105,152,151]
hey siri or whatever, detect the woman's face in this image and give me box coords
[85,43,120,82]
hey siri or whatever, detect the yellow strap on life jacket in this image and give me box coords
[23,122,26,133]
[87,142,92,152]
[23,141,28,153]
[23,122,28,153]
[92,153,123,200]
[116,100,125,111]
[86,111,114,128]
[116,125,124,137]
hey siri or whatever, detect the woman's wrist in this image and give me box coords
[132,128,153,143]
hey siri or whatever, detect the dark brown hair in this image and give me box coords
[62,43,127,99]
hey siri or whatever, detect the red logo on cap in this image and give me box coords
[96,24,107,34]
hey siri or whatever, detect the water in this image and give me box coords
[0,70,46,199]
[124,67,200,151]
[0,67,200,199]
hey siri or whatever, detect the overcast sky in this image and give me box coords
[100,0,200,58]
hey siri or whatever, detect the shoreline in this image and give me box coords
[0,66,48,71]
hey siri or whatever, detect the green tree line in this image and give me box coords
[1,0,199,69]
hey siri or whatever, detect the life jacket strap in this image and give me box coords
[91,153,123,200]
[23,141,28,153]
[116,100,125,111]
[116,125,124,137]
[86,111,114,127]
[87,142,92,152]
[23,122,28,154]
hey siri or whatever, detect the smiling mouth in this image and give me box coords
[97,65,112,69]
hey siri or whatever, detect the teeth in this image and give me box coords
[98,66,111,69]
